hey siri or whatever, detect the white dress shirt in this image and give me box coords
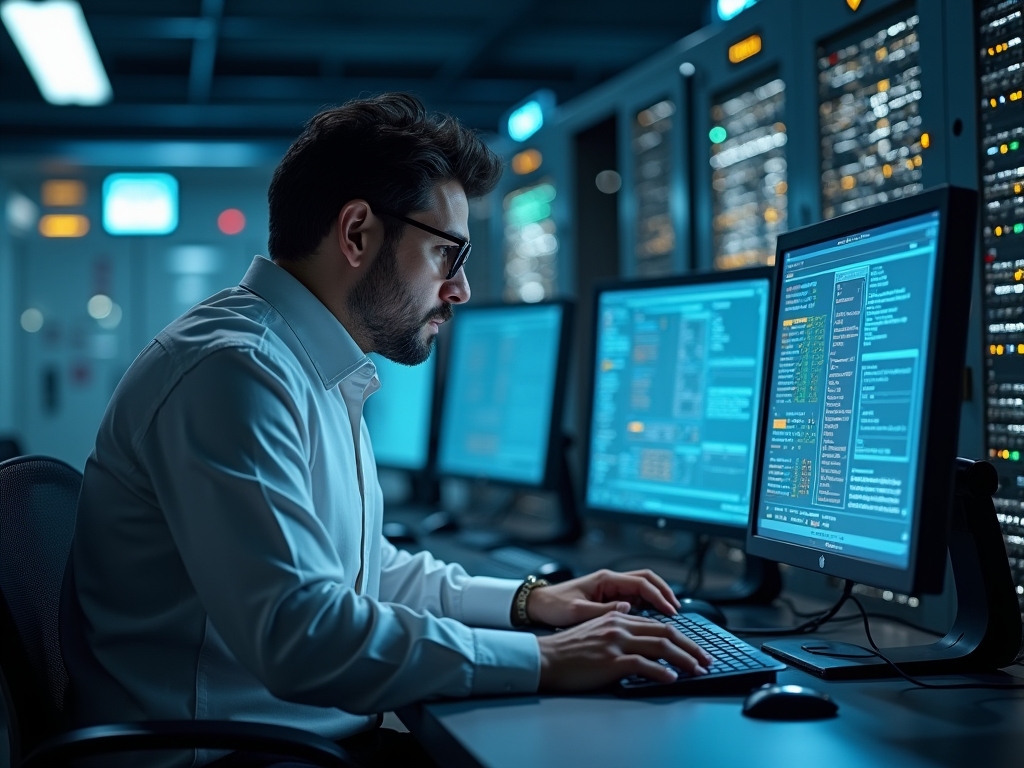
[64,255,540,767]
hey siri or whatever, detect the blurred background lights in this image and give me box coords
[511,149,543,175]
[217,208,246,235]
[508,100,544,142]
[716,0,760,21]
[97,303,122,330]
[87,294,113,320]
[20,308,43,333]
[0,0,112,105]
[103,173,178,235]
[595,170,622,194]
[39,213,89,237]
[6,191,38,233]
[42,179,86,207]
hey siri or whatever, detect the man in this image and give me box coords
[63,93,710,767]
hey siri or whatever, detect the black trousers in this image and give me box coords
[205,726,439,768]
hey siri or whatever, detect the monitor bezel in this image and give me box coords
[435,299,574,491]
[745,184,978,595]
[581,266,776,539]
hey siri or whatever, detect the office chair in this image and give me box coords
[0,454,357,768]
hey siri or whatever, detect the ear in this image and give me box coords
[335,199,376,269]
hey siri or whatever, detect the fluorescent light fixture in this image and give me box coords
[103,173,178,235]
[508,100,544,142]
[0,0,112,105]
[716,0,759,21]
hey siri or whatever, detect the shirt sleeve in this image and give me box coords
[378,539,524,629]
[139,344,539,713]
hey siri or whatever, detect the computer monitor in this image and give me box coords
[747,186,977,598]
[583,269,774,540]
[364,352,437,472]
[436,301,572,489]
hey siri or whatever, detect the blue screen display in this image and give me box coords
[755,211,940,569]
[364,352,435,471]
[586,278,770,529]
[438,304,563,486]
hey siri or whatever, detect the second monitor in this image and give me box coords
[584,268,776,599]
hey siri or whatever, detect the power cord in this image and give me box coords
[730,581,855,636]
[775,595,944,637]
[816,594,1024,691]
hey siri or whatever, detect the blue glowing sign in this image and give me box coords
[102,173,178,235]
[508,100,544,142]
[716,0,759,21]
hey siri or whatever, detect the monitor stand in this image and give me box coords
[694,554,782,606]
[455,434,584,550]
[762,458,1023,680]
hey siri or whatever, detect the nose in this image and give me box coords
[441,268,471,304]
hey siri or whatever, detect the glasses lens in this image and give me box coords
[448,243,471,280]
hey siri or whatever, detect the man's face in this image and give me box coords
[347,180,471,365]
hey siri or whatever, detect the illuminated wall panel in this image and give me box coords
[502,181,559,303]
[632,99,676,277]
[709,76,787,270]
[818,11,924,220]
[977,0,1024,614]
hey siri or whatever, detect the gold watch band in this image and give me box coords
[511,575,550,627]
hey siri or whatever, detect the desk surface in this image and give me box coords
[389,516,1024,768]
[401,616,1024,768]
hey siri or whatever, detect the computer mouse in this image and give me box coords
[742,684,838,720]
[419,510,459,536]
[381,521,417,544]
[536,561,574,583]
[678,598,729,628]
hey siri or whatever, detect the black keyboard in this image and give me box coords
[617,610,786,697]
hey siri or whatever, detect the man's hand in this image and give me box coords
[536,612,713,690]
[526,568,681,628]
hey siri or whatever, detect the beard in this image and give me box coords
[347,236,452,366]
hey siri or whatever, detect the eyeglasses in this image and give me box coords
[377,210,471,281]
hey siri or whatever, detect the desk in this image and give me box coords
[400,611,1024,768]
[388,524,1024,768]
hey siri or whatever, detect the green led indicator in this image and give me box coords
[1013,141,1021,151]
[1014,451,1021,461]
[709,126,727,144]
[1015,223,1023,234]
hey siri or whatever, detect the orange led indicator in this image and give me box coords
[773,419,788,429]
[728,34,762,64]
[511,149,543,175]
[39,214,89,237]
[42,180,86,207]
[920,132,930,149]
[627,421,645,433]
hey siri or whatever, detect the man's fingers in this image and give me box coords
[625,569,681,610]
[617,655,679,683]
[621,635,708,675]
[605,614,714,666]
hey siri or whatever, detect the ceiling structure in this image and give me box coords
[0,0,711,143]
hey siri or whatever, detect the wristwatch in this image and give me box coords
[511,574,550,627]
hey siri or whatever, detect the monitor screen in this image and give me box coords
[364,352,436,471]
[437,303,566,486]
[585,273,772,531]
[754,210,940,571]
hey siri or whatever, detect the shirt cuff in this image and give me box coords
[459,576,522,629]
[470,628,541,696]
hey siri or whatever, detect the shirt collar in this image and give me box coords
[239,255,373,391]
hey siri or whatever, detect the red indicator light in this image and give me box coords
[218,208,245,235]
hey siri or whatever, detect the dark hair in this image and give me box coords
[268,92,503,261]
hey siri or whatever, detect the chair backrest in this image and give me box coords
[0,455,81,750]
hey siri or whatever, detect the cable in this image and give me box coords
[776,595,944,637]
[730,580,855,636]
[811,594,1024,691]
